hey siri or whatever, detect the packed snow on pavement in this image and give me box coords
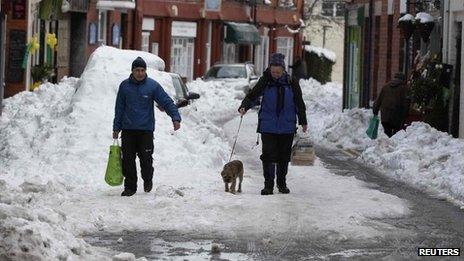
[0,46,462,260]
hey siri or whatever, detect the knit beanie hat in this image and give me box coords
[269,53,286,68]
[132,56,147,70]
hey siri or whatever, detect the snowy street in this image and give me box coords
[85,113,464,260]
[1,47,463,260]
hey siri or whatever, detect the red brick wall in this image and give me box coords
[351,0,404,101]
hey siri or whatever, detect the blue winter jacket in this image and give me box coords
[258,74,297,134]
[239,70,307,134]
[113,75,181,132]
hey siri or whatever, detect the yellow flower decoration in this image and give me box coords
[46,33,58,49]
[30,36,40,53]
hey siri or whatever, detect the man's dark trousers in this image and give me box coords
[260,133,294,189]
[121,130,154,191]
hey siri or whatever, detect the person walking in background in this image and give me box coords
[238,53,308,195]
[373,72,409,138]
[113,57,181,197]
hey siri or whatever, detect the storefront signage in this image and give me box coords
[142,18,155,31]
[112,24,120,46]
[205,0,221,11]
[171,21,197,38]
[89,23,97,45]
[12,0,26,20]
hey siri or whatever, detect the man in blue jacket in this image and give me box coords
[238,53,308,195]
[113,57,181,197]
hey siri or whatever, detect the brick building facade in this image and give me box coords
[2,0,135,98]
[343,0,406,109]
[135,0,304,80]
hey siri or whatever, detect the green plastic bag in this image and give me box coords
[105,140,124,186]
[366,115,380,140]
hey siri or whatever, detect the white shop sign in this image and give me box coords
[171,21,197,38]
[142,18,155,31]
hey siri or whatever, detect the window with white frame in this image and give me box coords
[321,1,345,17]
[254,35,269,74]
[141,32,150,52]
[98,10,107,42]
[151,42,159,55]
[276,37,293,72]
[222,43,238,64]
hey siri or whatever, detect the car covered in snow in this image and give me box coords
[202,63,259,94]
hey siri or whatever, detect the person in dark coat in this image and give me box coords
[113,57,181,197]
[290,56,308,82]
[373,72,409,137]
[238,53,308,195]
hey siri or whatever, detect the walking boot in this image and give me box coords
[144,181,153,193]
[121,189,136,197]
[277,162,290,194]
[261,162,277,195]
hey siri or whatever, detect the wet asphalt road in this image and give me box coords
[85,146,464,260]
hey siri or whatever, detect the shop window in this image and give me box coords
[98,10,107,42]
[141,32,150,52]
[222,43,238,64]
[151,42,159,56]
[322,1,345,17]
[254,35,269,74]
[276,37,293,72]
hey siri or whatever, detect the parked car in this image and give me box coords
[167,73,200,108]
[203,63,259,94]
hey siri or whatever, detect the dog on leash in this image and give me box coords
[221,160,243,194]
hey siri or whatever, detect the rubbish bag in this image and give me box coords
[105,140,124,186]
[366,115,380,140]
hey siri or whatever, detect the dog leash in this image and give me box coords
[229,115,243,162]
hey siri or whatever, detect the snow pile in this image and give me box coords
[300,79,380,150]
[187,78,248,123]
[0,46,231,260]
[0,78,78,186]
[300,78,464,206]
[304,45,337,62]
[362,122,464,205]
[0,180,106,260]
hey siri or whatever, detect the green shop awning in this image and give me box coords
[224,22,260,45]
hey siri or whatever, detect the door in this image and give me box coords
[171,37,194,81]
[347,27,361,109]
[69,13,87,77]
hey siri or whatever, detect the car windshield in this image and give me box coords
[170,75,186,99]
[205,66,247,79]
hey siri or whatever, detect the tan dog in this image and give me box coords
[221,160,244,194]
